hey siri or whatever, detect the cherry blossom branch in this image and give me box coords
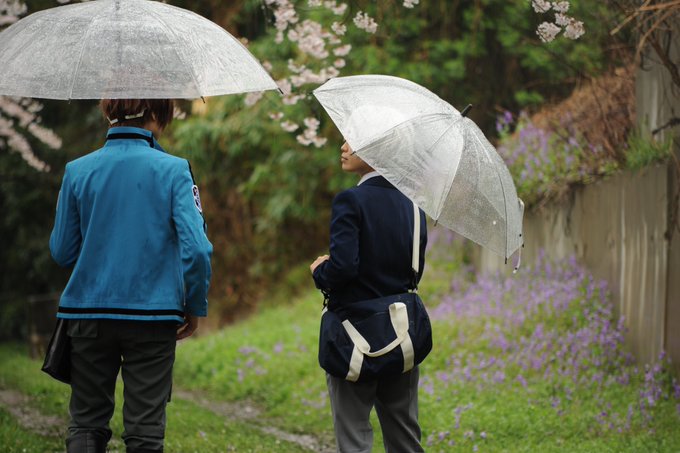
[532,1,585,42]
[0,0,62,172]
[251,0,417,148]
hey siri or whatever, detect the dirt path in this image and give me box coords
[173,388,335,453]
[0,388,63,437]
[0,386,334,452]
[0,388,126,451]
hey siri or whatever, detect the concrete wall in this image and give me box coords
[668,154,680,374]
[472,166,670,366]
[473,25,680,368]
[637,22,680,372]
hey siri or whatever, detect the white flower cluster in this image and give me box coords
[0,0,26,26]
[331,21,346,36]
[0,0,61,172]
[256,0,418,146]
[288,19,332,59]
[324,0,347,15]
[290,66,340,88]
[353,11,378,34]
[333,44,352,57]
[265,0,299,44]
[244,91,265,107]
[269,111,284,121]
[532,0,585,42]
[280,120,299,132]
[0,116,55,172]
[296,117,327,147]
[0,9,61,171]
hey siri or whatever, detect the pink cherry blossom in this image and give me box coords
[331,22,346,36]
[0,2,61,172]
[537,21,562,42]
[244,91,264,106]
[288,20,331,59]
[532,0,552,13]
[564,19,585,40]
[531,0,584,42]
[552,1,570,13]
[324,1,347,15]
[353,11,378,34]
[280,120,299,132]
[333,44,352,57]
[0,0,26,25]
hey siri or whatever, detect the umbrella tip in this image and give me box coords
[461,104,473,117]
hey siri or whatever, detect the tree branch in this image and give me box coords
[648,32,680,90]
[652,116,680,135]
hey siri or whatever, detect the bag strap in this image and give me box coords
[410,200,420,291]
[343,302,415,382]
[343,302,410,357]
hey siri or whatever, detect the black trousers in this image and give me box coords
[66,319,177,451]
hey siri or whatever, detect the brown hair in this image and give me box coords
[100,99,175,130]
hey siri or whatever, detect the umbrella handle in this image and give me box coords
[512,243,524,274]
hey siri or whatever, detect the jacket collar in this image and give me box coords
[104,126,167,153]
[360,175,396,190]
[357,170,380,186]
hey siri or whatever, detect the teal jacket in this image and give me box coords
[50,127,213,323]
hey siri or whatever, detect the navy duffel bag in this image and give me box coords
[318,291,432,382]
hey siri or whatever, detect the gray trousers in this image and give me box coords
[326,367,423,453]
[67,319,177,451]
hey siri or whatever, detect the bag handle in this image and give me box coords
[342,302,415,382]
[342,302,409,357]
[411,200,420,291]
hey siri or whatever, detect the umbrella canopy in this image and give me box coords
[314,75,524,260]
[0,0,278,99]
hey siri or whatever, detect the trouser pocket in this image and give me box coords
[66,319,99,338]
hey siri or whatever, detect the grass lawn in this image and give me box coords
[1,235,679,452]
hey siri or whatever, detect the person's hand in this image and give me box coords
[177,314,199,340]
[310,254,330,274]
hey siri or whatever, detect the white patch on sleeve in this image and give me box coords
[192,185,203,213]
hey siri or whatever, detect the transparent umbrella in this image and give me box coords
[0,0,279,99]
[314,75,524,261]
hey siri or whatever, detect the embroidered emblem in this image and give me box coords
[192,185,203,213]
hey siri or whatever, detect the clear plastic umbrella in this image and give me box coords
[0,0,278,99]
[314,75,524,261]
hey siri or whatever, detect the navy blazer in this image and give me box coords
[313,175,427,309]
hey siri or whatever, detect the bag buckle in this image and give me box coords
[321,289,330,309]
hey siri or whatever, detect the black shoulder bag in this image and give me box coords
[41,318,71,384]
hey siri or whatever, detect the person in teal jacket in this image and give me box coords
[50,98,212,453]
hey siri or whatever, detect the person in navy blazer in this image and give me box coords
[311,140,427,453]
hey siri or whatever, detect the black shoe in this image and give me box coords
[66,432,107,453]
